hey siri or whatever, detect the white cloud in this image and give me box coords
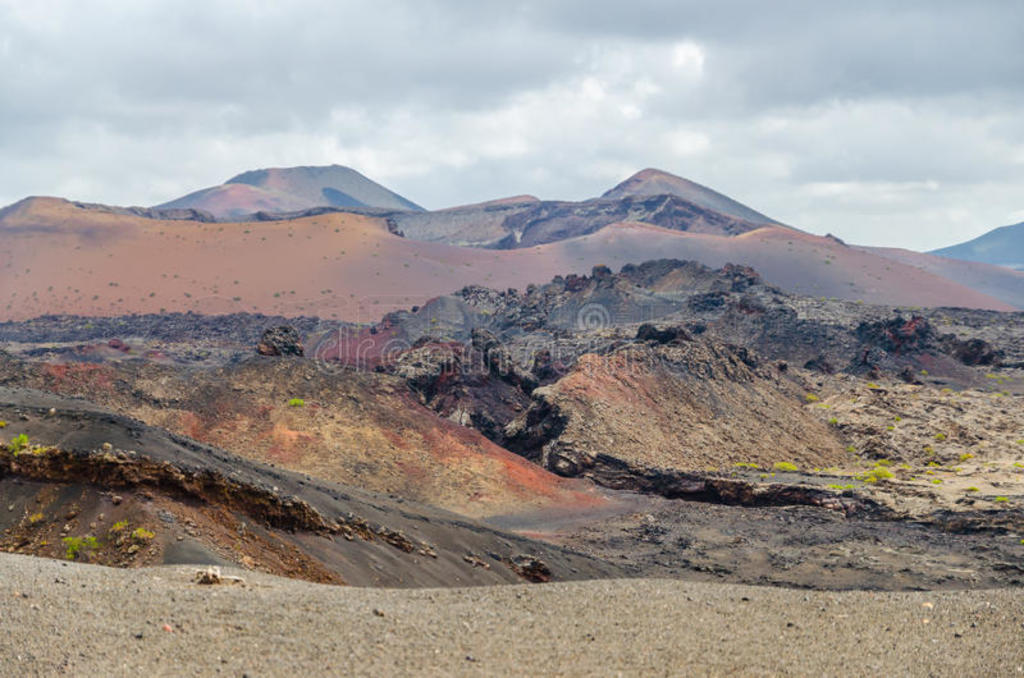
[671,42,705,74]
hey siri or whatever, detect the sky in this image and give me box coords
[1,0,1022,250]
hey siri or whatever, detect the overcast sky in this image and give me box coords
[1,1,1022,250]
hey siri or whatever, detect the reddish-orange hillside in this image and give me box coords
[0,198,1013,322]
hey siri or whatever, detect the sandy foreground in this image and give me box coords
[0,554,1021,677]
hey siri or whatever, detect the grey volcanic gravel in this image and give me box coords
[0,554,1022,677]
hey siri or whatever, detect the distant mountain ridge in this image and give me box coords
[155,164,423,219]
[930,221,1024,271]
[2,166,1022,315]
[388,168,778,248]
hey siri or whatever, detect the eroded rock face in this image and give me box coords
[388,335,540,445]
[257,326,304,357]
[504,341,847,486]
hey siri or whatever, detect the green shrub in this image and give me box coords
[7,433,29,455]
[857,466,893,483]
[131,527,155,541]
[804,393,819,403]
[287,398,305,408]
[773,462,799,472]
[63,536,99,560]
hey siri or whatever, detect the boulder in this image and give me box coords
[257,326,304,357]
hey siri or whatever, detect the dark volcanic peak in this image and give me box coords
[601,168,776,225]
[391,191,770,249]
[930,221,1024,271]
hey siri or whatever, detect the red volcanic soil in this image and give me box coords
[11,355,608,519]
[155,183,311,220]
[0,198,1013,322]
[859,245,1024,310]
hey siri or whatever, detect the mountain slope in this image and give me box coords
[601,168,777,225]
[861,245,1024,310]
[0,198,1015,323]
[0,387,621,586]
[930,221,1024,270]
[155,164,423,219]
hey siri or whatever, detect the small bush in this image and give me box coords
[959,453,974,462]
[965,487,979,492]
[828,417,838,426]
[287,398,305,408]
[993,496,1009,503]
[773,462,799,472]
[934,433,947,441]
[63,536,99,560]
[131,527,155,541]
[804,393,819,403]
[7,433,29,455]
[858,466,893,483]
